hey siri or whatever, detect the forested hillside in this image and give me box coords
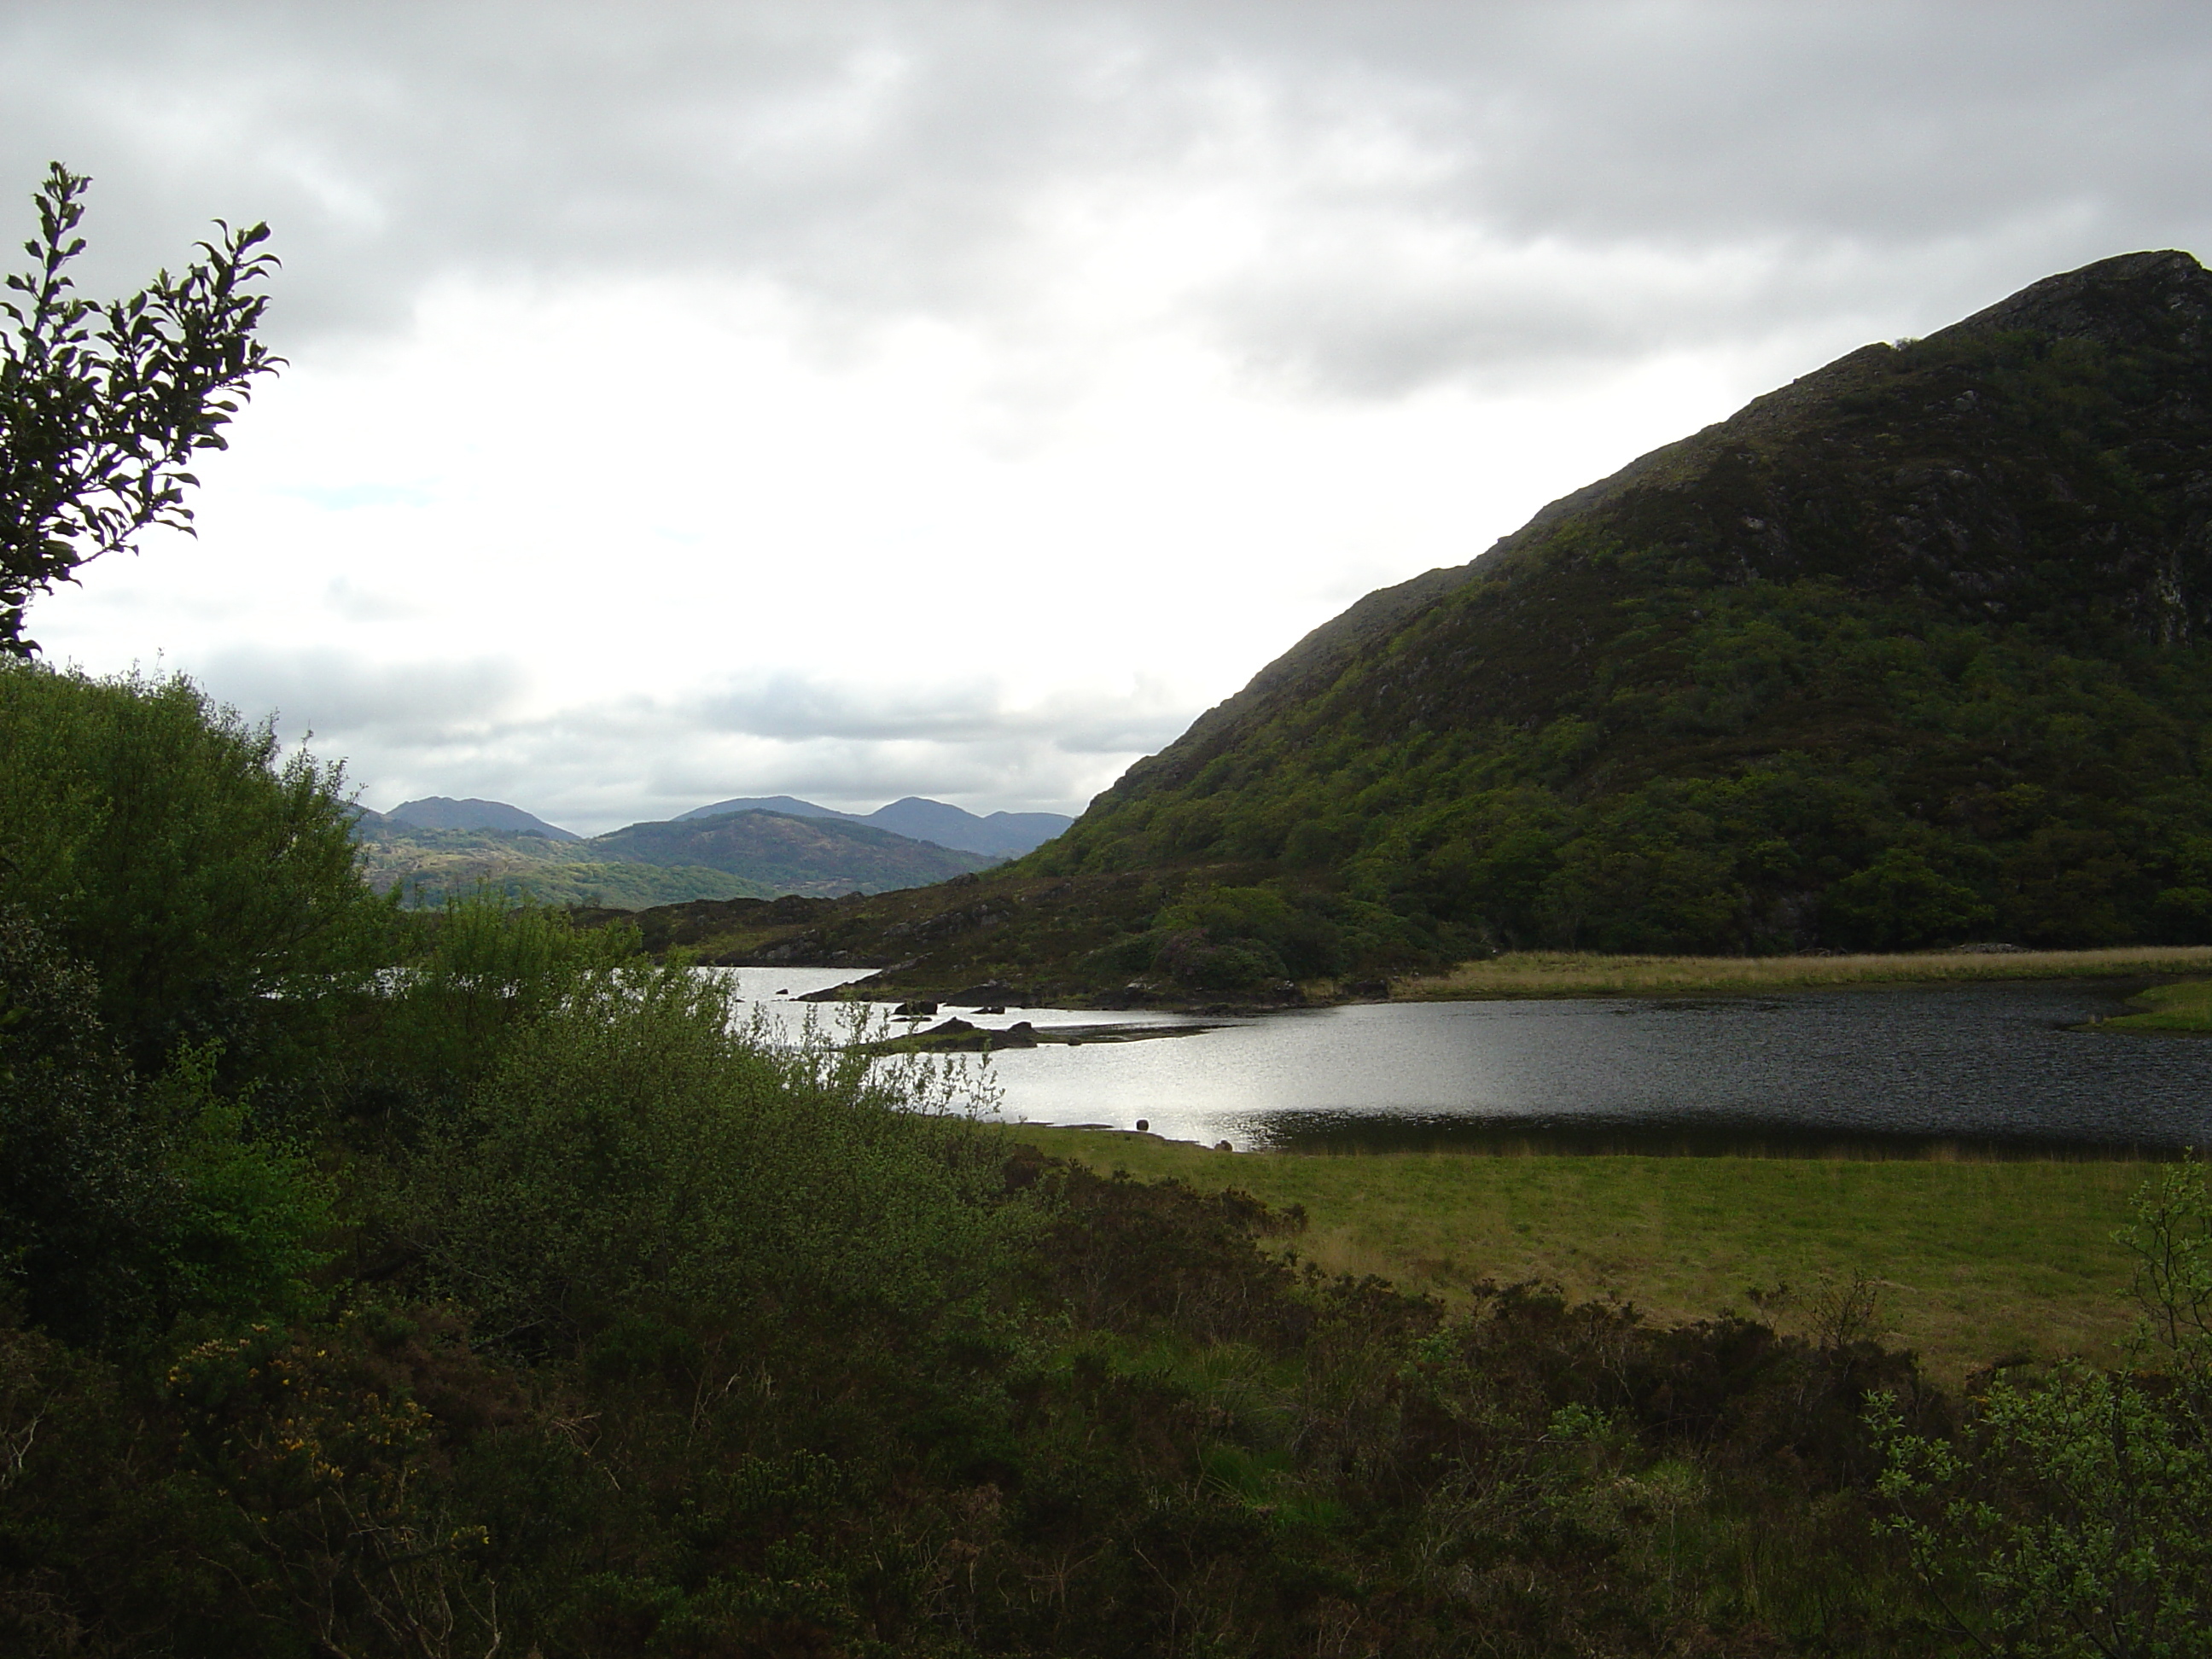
[1051,250,2212,946]
[744,251,2212,997]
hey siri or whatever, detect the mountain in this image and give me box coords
[355,809,998,908]
[591,810,997,894]
[632,249,2212,998]
[864,797,1074,857]
[387,796,581,841]
[679,793,1071,857]
[352,820,767,909]
[678,795,842,822]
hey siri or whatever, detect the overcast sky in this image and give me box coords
[8,1,2209,832]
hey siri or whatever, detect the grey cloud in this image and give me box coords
[3,1,2205,388]
[179,657,1193,830]
[694,672,1191,751]
[358,711,1153,834]
[194,644,527,745]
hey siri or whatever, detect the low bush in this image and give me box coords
[5,666,2209,1656]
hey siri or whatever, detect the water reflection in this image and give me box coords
[711,969,2212,1154]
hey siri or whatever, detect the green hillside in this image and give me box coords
[352,821,771,909]
[702,250,2212,997]
[591,807,998,893]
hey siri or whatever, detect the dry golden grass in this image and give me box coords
[1011,1125,2163,1387]
[1391,945,2212,1001]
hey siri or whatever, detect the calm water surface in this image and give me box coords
[716,969,2212,1153]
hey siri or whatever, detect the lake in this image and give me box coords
[716,969,2212,1154]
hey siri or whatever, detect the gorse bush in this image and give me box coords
[334,894,649,1139]
[0,904,172,1344]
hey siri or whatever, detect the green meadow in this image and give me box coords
[1011,1126,2165,1384]
[2093,974,2212,1032]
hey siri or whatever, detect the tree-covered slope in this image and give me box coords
[1018,250,2212,963]
[672,250,2212,997]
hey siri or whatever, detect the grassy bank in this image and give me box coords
[1390,944,2212,1001]
[2093,975,2212,1033]
[1012,1126,2158,1384]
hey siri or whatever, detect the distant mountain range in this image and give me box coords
[595,811,997,893]
[352,800,1001,908]
[376,792,1072,859]
[678,795,1071,858]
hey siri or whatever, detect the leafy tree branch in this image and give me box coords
[0,161,279,655]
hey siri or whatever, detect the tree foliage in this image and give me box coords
[0,661,383,1075]
[0,162,278,655]
[1875,1161,2212,1657]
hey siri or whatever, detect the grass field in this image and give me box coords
[1010,1125,2167,1385]
[2093,975,2212,1033]
[1390,945,2212,1001]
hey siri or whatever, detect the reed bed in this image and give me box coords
[1392,943,2212,1001]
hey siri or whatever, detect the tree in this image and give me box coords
[0,662,379,1076]
[0,162,277,655]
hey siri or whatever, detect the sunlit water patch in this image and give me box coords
[708,969,2212,1153]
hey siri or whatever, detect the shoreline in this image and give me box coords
[1385,944,2212,1004]
[795,943,2212,1017]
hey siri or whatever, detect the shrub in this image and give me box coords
[386,962,1027,1353]
[0,662,386,1074]
[0,910,332,1348]
[1874,1161,2212,1656]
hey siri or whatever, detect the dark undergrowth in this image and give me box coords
[4,660,2209,1656]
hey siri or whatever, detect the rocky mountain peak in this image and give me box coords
[1937,247,2209,352]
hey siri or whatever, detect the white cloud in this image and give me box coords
[8,1,2212,824]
